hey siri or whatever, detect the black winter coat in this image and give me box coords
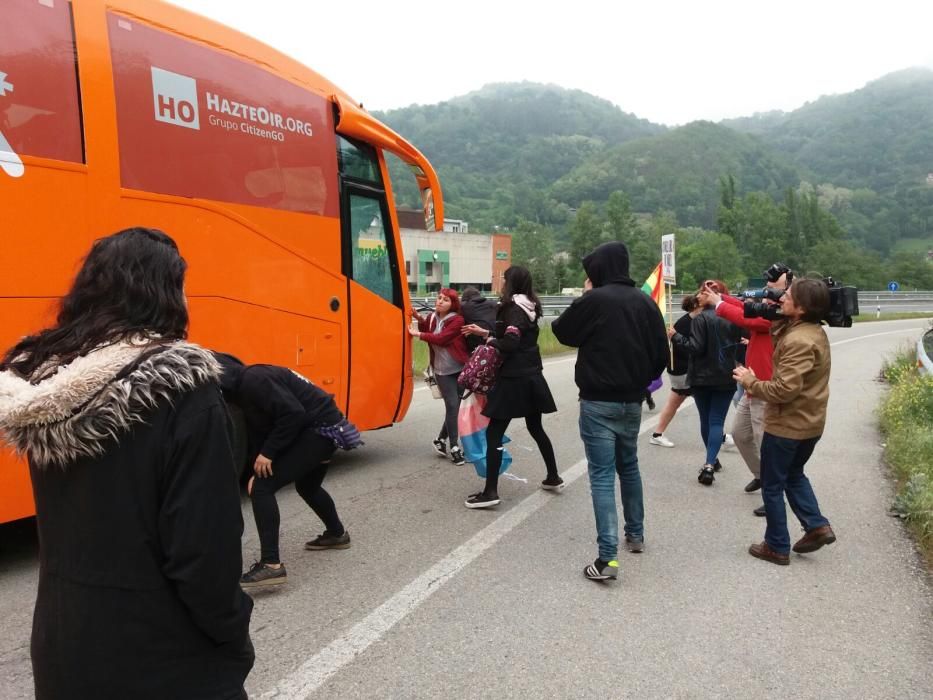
[0,342,254,700]
[552,241,668,402]
[489,301,543,377]
[672,307,741,389]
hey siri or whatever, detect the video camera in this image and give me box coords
[739,262,792,322]
[740,263,859,327]
[822,276,859,328]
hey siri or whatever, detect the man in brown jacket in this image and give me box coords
[733,279,837,565]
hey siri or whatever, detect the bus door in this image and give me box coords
[338,136,405,428]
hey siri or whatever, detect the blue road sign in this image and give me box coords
[888,281,899,292]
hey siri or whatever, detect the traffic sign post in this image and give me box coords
[888,281,899,292]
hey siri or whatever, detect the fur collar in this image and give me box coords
[0,340,219,468]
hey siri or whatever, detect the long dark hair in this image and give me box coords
[2,227,189,377]
[500,266,542,318]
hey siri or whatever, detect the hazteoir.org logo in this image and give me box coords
[151,66,200,130]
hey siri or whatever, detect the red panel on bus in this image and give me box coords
[0,0,84,166]
[107,12,339,216]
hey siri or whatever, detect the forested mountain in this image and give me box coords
[725,68,933,253]
[374,83,664,230]
[375,72,933,291]
[549,121,800,229]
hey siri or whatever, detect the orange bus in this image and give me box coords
[0,0,443,523]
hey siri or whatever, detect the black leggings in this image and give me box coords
[483,413,558,495]
[249,428,341,564]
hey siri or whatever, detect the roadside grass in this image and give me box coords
[879,341,933,566]
[855,312,933,322]
[412,324,571,376]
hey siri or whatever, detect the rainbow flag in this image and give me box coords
[641,261,668,320]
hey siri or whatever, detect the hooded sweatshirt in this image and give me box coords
[215,358,344,461]
[552,241,669,402]
[460,292,497,352]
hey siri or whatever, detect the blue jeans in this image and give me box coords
[760,432,830,553]
[579,400,643,562]
[692,387,734,465]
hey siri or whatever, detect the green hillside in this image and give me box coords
[550,121,800,229]
[374,82,665,230]
[726,68,933,252]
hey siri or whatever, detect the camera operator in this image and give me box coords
[699,263,790,515]
[732,279,837,566]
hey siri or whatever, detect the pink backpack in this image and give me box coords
[457,326,517,396]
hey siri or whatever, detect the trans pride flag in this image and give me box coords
[458,393,512,478]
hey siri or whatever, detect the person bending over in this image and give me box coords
[215,355,362,588]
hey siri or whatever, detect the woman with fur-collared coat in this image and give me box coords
[0,228,253,700]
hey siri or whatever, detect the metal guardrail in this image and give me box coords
[537,291,933,318]
[919,328,933,376]
[413,292,933,319]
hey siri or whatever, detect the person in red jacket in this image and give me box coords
[699,265,790,513]
[411,288,470,465]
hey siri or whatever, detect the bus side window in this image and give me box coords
[347,192,397,305]
[338,136,399,307]
[0,0,85,171]
[338,136,382,185]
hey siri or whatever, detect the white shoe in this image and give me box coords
[649,435,674,448]
[723,433,735,448]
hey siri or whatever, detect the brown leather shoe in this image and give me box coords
[748,541,790,566]
[792,525,836,553]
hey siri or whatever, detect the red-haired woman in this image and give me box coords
[410,288,469,465]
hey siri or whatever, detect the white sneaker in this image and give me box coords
[649,434,674,448]
[723,433,735,448]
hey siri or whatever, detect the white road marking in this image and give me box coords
[829,327,925,347]
[266,324,924,698]
[263,408,670,699]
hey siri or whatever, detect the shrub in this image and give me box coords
[879,350,933,561]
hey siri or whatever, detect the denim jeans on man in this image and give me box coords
[760,432,830,553]
[579,400,644,562]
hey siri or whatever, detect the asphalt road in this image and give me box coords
[1,319,932,699]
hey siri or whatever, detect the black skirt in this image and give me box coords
[482,372,557,420]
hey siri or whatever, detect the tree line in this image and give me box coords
[511,183,933,293]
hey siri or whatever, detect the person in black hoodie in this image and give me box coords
[552,241,668,582]
[461,266,563,508]
[669,280,742,486]
[213,355,362,588]
[460,286,497,353]
[0,228,254,700]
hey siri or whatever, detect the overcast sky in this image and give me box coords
[169,0,933,126]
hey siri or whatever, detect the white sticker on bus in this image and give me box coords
[151,66,200,130]
[0,71,24,177]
